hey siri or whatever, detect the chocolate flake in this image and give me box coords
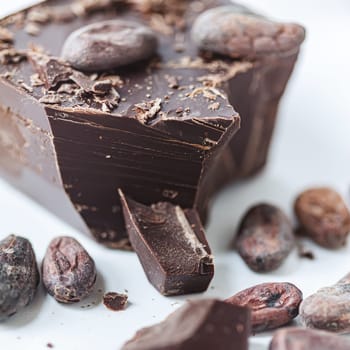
[39,93,62,105]
[25,22,40,36]
[0,27,14,43]
[134,98,162,124]
[28,53,73,89]
[0,48,26,65]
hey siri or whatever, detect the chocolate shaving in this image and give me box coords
[39,93,62,105]
[25,23,40,36]
[0,48,26,65]
[28,53,73,89]
[134,98,162,124]
[0,27,14,43]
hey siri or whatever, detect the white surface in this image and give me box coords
[1,1,350,349]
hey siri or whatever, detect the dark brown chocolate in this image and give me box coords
[119,190,214,295]
[122,299,250,350]
[0,0,304,248]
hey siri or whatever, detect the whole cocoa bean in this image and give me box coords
[226,282,302,332]
[235,203,295,272]
[0,234,39,321]
[269,327,350,350]
[61,20,158,72]
[294,187,350,248]
[191,5,305,59]
[42,236,96,303]
[300,273,350,333]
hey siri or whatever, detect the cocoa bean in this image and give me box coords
[294,187,350,248]
[269,327,350,350]
[42,236,96,303]
[0,234,39,321]
[226,282,302,332]
[235,203,295,272]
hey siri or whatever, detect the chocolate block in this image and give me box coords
[0,0,305,248]
[122,299,250,350]
[119,190,214,295]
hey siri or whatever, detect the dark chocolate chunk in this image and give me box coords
[269,327,350,350]
[61,20,158,72]
[122,299,250,350]
[235,204,295,272]
[119,190,214,296]
[42,236,97,303]
[0,0,305,249]
[103,292,128,311]
[192,5,305,59]
[0,234,39,321]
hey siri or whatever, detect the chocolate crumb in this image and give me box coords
[103,292,128,311]
[25,22,40,36]
[208,102,220,111]
[0,27,14,43]
[46,343,54,348]
[297,242,315,260]
[165,75,179,89]
[134,98,162,124]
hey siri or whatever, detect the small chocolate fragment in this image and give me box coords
[226,282,302,332]
[269,327,350,350]
[119,190,214,296]
[235,204,295,272]
[42,236,97,303]
[122,299,250,350]
[61,20,158,72]
[300,273,350,333]
[192,5,305,59]
[103,292,128,311]
[294,188,350,249]
[0,234,39,321]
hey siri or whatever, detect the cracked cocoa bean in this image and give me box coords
[294,187,350,249]
[0,234,39,321]
[192,5,305,59]
[300,273,350,333]
[269,327,350,350]
[42,236,96,303]
[226,282,302,332]
[62,20,158,72]
[235,203,295,272]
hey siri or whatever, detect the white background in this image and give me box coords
[1,0,350,349]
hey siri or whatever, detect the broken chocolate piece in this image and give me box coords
[119,190,214,296]
[0,0,305,248]
[122,299,250,350]
[62,20,158,72]
[103,292,128,311]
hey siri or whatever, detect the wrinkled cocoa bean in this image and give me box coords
[191,5,305,59]
[226,282,302,332]
[294,187,350,249]
[269,327,350,350]
[300,273,350,333]
[42,236,96,303]
[62,20,158,72]
[0,234,39,321]
[235,203,295,272]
